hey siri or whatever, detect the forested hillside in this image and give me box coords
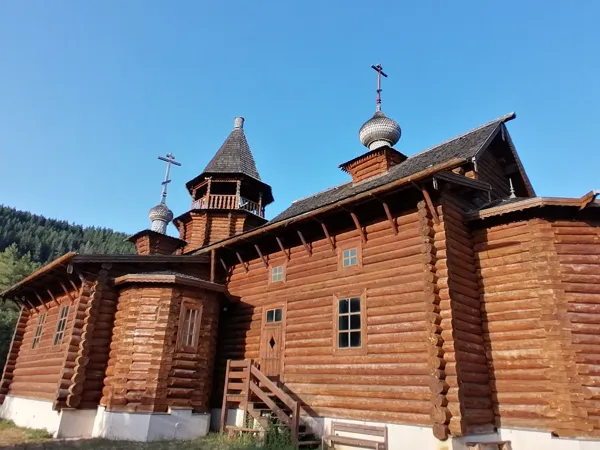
[0,205,135,370]
[0,205,135,264]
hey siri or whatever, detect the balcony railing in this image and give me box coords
[192,195,264,217]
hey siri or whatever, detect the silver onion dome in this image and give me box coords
[148,203,174,234]
[359,111,401,151]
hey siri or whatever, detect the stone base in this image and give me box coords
[453,429,600,450]
[92,406,211,441]
[210,410,600,450]
[0,395,96,438]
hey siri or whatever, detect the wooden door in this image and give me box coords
[260,305,285,382]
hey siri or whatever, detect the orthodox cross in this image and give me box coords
[158,153,181,204]
[371,64,388,112]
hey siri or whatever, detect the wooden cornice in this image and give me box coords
[114,273,226,292]
[466,195,600,221]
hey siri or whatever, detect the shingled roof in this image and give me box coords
[270,114,515,224]
[203,126,261,180]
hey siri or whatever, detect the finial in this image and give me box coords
[234,117,245,129]
[157,153,182,204]
[509,178,517,199]
[371,64,388,112]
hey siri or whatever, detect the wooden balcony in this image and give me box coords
[192,195,264,217]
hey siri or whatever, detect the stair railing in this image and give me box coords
[248,364,300,445]
[221,359,300,446]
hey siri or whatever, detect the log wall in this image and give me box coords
[101,284,220,413]
[0,306,29,404]
[168,287,220,412]
[436,194,495,436]
[474,217,600,438]
[179,212,251,253]
[552,219,600,437]
[3,289,78,404]
[220,210,437,426]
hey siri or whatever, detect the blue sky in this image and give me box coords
[1,1,598,235]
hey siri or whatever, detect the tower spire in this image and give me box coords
[371,64,388,112]
[158,153,181,204]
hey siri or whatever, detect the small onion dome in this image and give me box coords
[359,111,401,151]
[148,203,174,234]
[149,203,174,223]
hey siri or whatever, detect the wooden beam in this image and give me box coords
[210,250,216,283]
[349,211,366,243]
[236,252,248,273]
[320,222,335,251]
[47,289,60,307]
[60,283,75,302]
[24,298,38,312]
[254,244,268,268]
[296,230,312,256]
[68,279,79,293]
[421,187,440,225]
[276,237,290,261]
[579,190,599,210]
[380,200,397,235]
[219,258,228,272]
[33,292,48,312]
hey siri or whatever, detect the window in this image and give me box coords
[337,298,362,348]
[53,305,69,346]
[266,308,283,323]
[178,303,202,350]
[32,313,46,349]
[342,248,358,268]
[271,265,285,282]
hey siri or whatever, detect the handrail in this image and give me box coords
[250,365,297,412]
[249,365,299,444]
[191,195,264,217]
[222,359,300,445]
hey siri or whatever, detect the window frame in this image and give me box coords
[332,290,367,355]
[177,301,203,352]
[267,259,287,287]
[265,307,284,324]
[337,240,363,272]
[53,305,70,346]
[270,265,285,283]
[32,313,46,349]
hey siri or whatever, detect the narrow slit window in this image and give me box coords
[266,308,282,323]
[342,248,358,267]
[53,305,69,346]
[32,313,46,349]
[271,265,284,282]
[178,303,202,350]
[338,297,361,349]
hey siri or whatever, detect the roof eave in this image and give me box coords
[190,157,468,255]
[465,195,600,222]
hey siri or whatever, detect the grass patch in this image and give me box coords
[0,419,52,446]
[0,423,301,449]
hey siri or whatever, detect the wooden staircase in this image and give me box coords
[220,359,320,448]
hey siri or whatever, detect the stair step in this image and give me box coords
[466,441,512,450]
[298,441,322,446]
[224,426,261,434]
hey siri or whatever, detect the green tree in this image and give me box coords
[0,244,41,370]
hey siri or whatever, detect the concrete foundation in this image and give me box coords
[92,406,211,441]
[0,395,95,438]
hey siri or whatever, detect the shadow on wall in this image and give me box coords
[210,295,252,419]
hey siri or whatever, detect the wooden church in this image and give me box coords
[1,68,599,450]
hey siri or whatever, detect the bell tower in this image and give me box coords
[174,117,274,253]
